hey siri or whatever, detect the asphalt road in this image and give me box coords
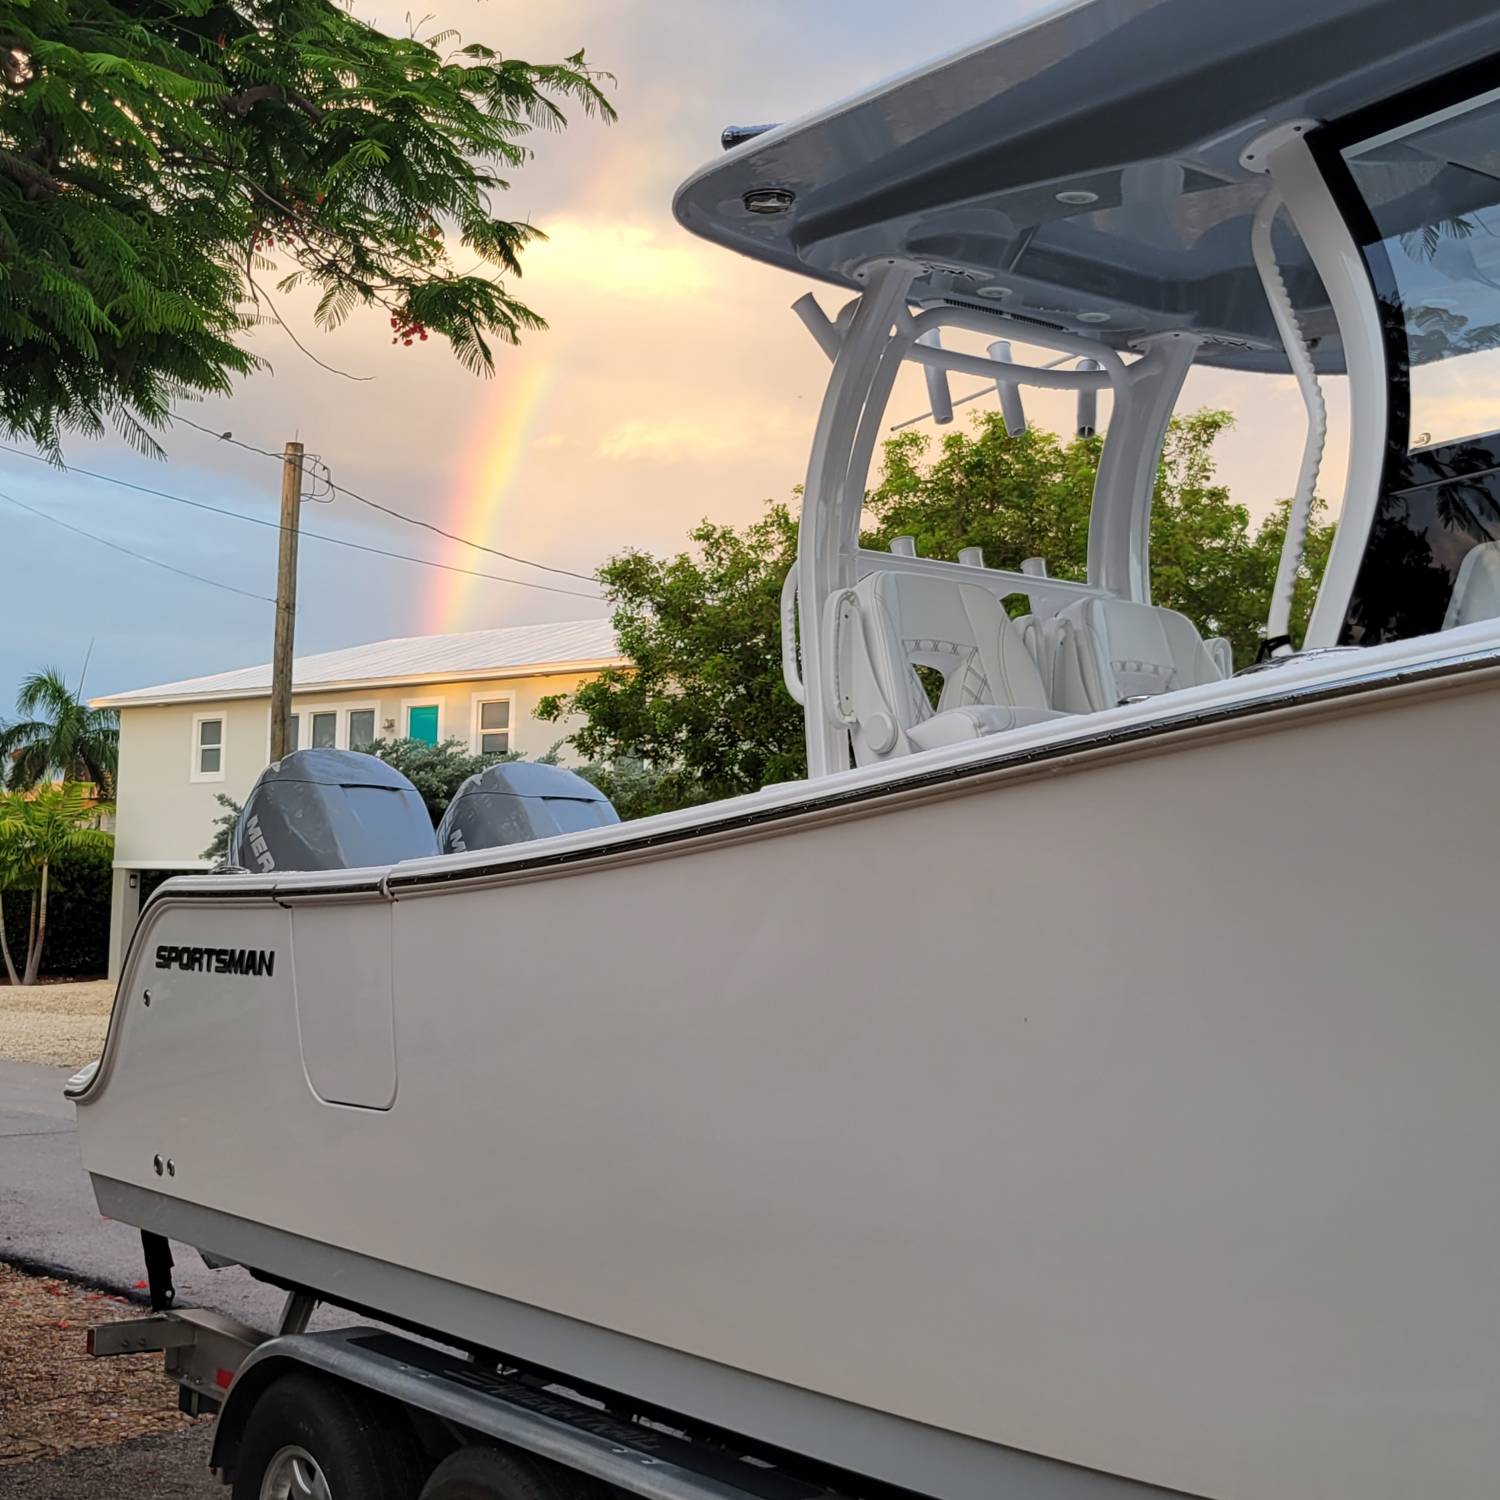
[0,1059,361,1329]
[3,1426,217,1499]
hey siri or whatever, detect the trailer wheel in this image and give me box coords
[232,1370,423,1500]
[418,1445,604,1500]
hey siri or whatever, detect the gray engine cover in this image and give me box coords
[437,761,619,854]
[230,749,437,873]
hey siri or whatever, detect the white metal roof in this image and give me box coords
[94,619,623,708]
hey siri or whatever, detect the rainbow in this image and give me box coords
[426,357,559,634]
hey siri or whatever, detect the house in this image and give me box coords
[92,619,623,978]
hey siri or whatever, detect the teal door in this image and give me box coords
[407,704,439,744]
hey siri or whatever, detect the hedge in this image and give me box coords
[1,845,113,980]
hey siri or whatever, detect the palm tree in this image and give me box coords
[1,783,114,985]
[0,668,118,794]
[0,795,31,987]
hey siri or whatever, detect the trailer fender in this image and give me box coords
[210,1329,794,1500]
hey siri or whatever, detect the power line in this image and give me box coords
[170,412,600,583]
[0,443,603,602]
[0,488,274,605]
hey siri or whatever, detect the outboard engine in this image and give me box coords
[230,748,438,873]
[437,761,619,855]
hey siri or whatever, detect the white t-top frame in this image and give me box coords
[789,259,1199,779]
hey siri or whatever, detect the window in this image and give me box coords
[348,709,376,750]
[310,710,337,749]
[287,715,300,752]
[1339,86,1500,642]
[405,703,441,745]
[474,697,512,755]
[192,715,225,781]
[1344,89,1500,452]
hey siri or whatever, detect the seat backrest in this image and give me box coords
[1443,541,1500,630]
[854,571,1050,735]
[1052,596,1224,713]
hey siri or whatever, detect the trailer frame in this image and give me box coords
[88,1291,858,1500]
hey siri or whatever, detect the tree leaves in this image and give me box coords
[0,667,119,794]
[541,414,1336,811]
[0,0,614,455]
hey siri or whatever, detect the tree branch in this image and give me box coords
[0,150,59,200]
[221,85,325,123]
[245,273,374,381]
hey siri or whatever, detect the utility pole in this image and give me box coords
[268,440,304,763]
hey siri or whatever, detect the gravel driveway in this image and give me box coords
[0,980,113,1067]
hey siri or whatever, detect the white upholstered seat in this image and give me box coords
[1050,596,1227,713]
[1443,541,1500,630]
[835,572,1064,763]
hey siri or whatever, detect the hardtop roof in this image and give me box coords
[674,0,1500,373]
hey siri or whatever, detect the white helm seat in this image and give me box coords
[833,572,1065,763]
[1443,541,1500,630]
[1050,596,1226,713]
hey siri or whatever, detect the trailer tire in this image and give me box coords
[232,1369,424,1500]
[418,1444,605,1500]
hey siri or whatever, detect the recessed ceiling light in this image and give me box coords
[742,188,795,215]
[1078,311,1111,323]
[1056,189,1099,206]
[975,284,1010,300]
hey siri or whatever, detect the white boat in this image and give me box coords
[71,3,1500,1496]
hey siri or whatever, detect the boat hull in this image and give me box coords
[78,660,1500,1500]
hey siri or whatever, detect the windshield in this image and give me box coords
[1337,87,1500,643]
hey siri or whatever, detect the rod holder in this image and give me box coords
[792,293,842,362]
[917,330,954,424]
[1076,358,1101,436]
[988,340,1028,437]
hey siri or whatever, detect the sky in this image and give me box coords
[0,0,1343,710]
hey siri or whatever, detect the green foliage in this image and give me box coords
[571,758,707,823]
[537,503,804,808]
[865,410,1335,667]
[0,1,614,455]
[542,412,1337,813]
[0,841,111,978]
[200,790,242,863]
[364,736,513,824]
[0,782,114,982]
[0,667,118,792]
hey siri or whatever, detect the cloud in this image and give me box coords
[597,406,804,463]
[523,217,723,303]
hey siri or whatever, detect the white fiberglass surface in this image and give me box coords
[154,619,1500,906]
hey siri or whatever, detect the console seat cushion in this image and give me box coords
[857,572,1052,723]
[847,572,1065,761]
[906,703,1063,752]
[1052,596,1224,712]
